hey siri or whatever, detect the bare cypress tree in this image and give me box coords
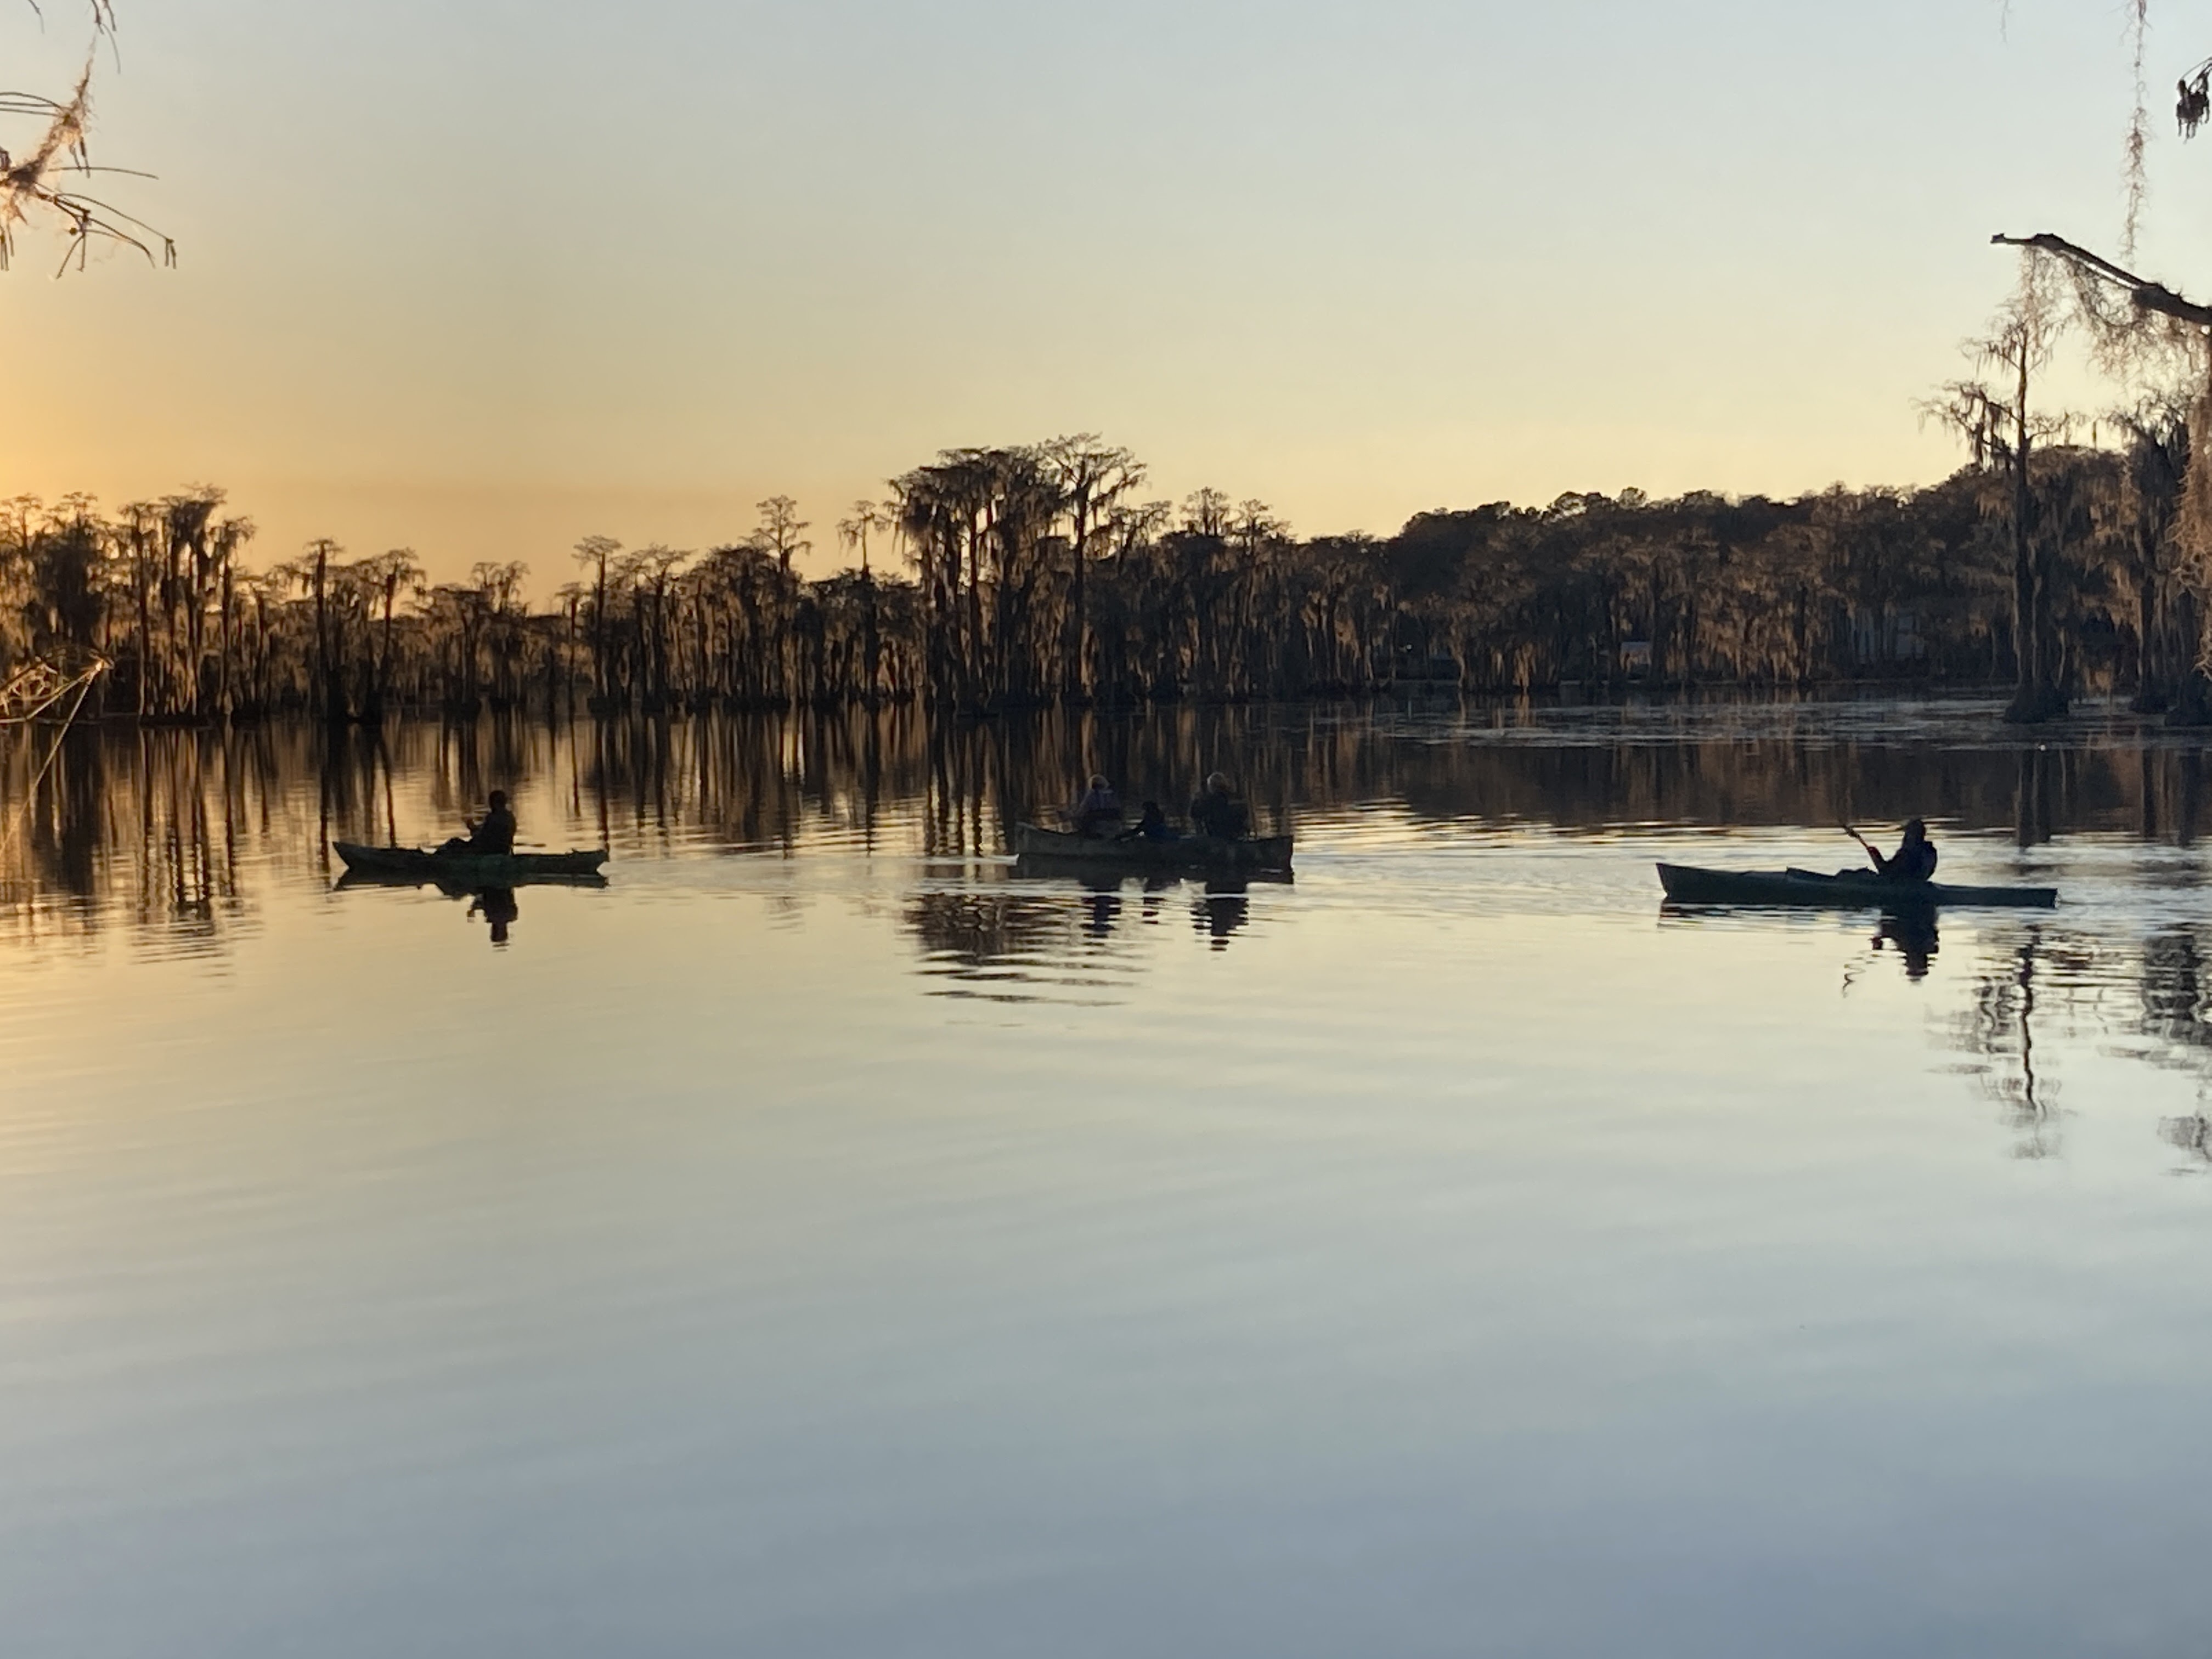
[572,536,622,710]
[754,497,810,577]
[836,499,892,703]
[1040,437,1144,702]
[1986,232,2212,716]
[1929,252,2074,723]
[295,538,344,724]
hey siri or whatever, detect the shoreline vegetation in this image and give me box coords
[4,425,2207,726]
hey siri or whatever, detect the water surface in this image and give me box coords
[5,696,2211,1657]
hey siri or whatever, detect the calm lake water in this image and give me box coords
[8,695,2212,1657]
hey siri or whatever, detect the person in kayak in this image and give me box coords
[437,789,516,858]
[1848,819,1937,883]
[1069,775,1123,837]
[1189,772,1251,840]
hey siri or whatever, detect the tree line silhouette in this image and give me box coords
[4,417,2205,722]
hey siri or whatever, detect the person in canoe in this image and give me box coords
[1131,799,1178,844]
[1189,772,1251,840]
[437,789,516,859]
[1846,818,1937,883]
[1068,775,1124,837]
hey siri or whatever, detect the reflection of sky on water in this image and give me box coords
[10,701,2212,1654]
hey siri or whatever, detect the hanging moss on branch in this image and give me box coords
[0,2,168,272]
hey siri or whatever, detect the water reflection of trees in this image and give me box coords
[17,701,2212,889]
[1937,919,2212,1163]
[0,724,291,952]
[1396,718,2200,842]
[2128,928,2212,1170]
[904,886,1149,1004]
[16,698,2212,984]
[1953,930,2068,1159]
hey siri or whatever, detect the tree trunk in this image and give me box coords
[2004,348,2065,724]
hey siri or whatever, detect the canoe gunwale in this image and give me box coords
[1011,822,1293,870]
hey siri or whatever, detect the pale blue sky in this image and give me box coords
[3,0,2205,580]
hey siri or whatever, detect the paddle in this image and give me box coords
[1842,822,1881,872]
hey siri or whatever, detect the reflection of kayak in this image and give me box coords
[1013,823,1293,871]
[334,842,609,885]
[1656,862,2056,909]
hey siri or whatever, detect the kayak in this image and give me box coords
[1013,823,1294,871]
[1656,862,2056,909]
[334,842,609,884]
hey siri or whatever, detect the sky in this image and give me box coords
[4,0,2211,587]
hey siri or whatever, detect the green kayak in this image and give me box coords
[1013,823,1294,872]
[1657,862,2055,909]
[334,842,610,885]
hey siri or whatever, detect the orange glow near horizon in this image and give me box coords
[0,0,2194,591]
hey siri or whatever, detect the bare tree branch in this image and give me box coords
[1991,232,2212,327]
[0,3,168,273]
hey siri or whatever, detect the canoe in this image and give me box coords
[334,842,610,884]
[1018,864,1294,893]
[1013,823,1294,871]
[1656,862,2055,909]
